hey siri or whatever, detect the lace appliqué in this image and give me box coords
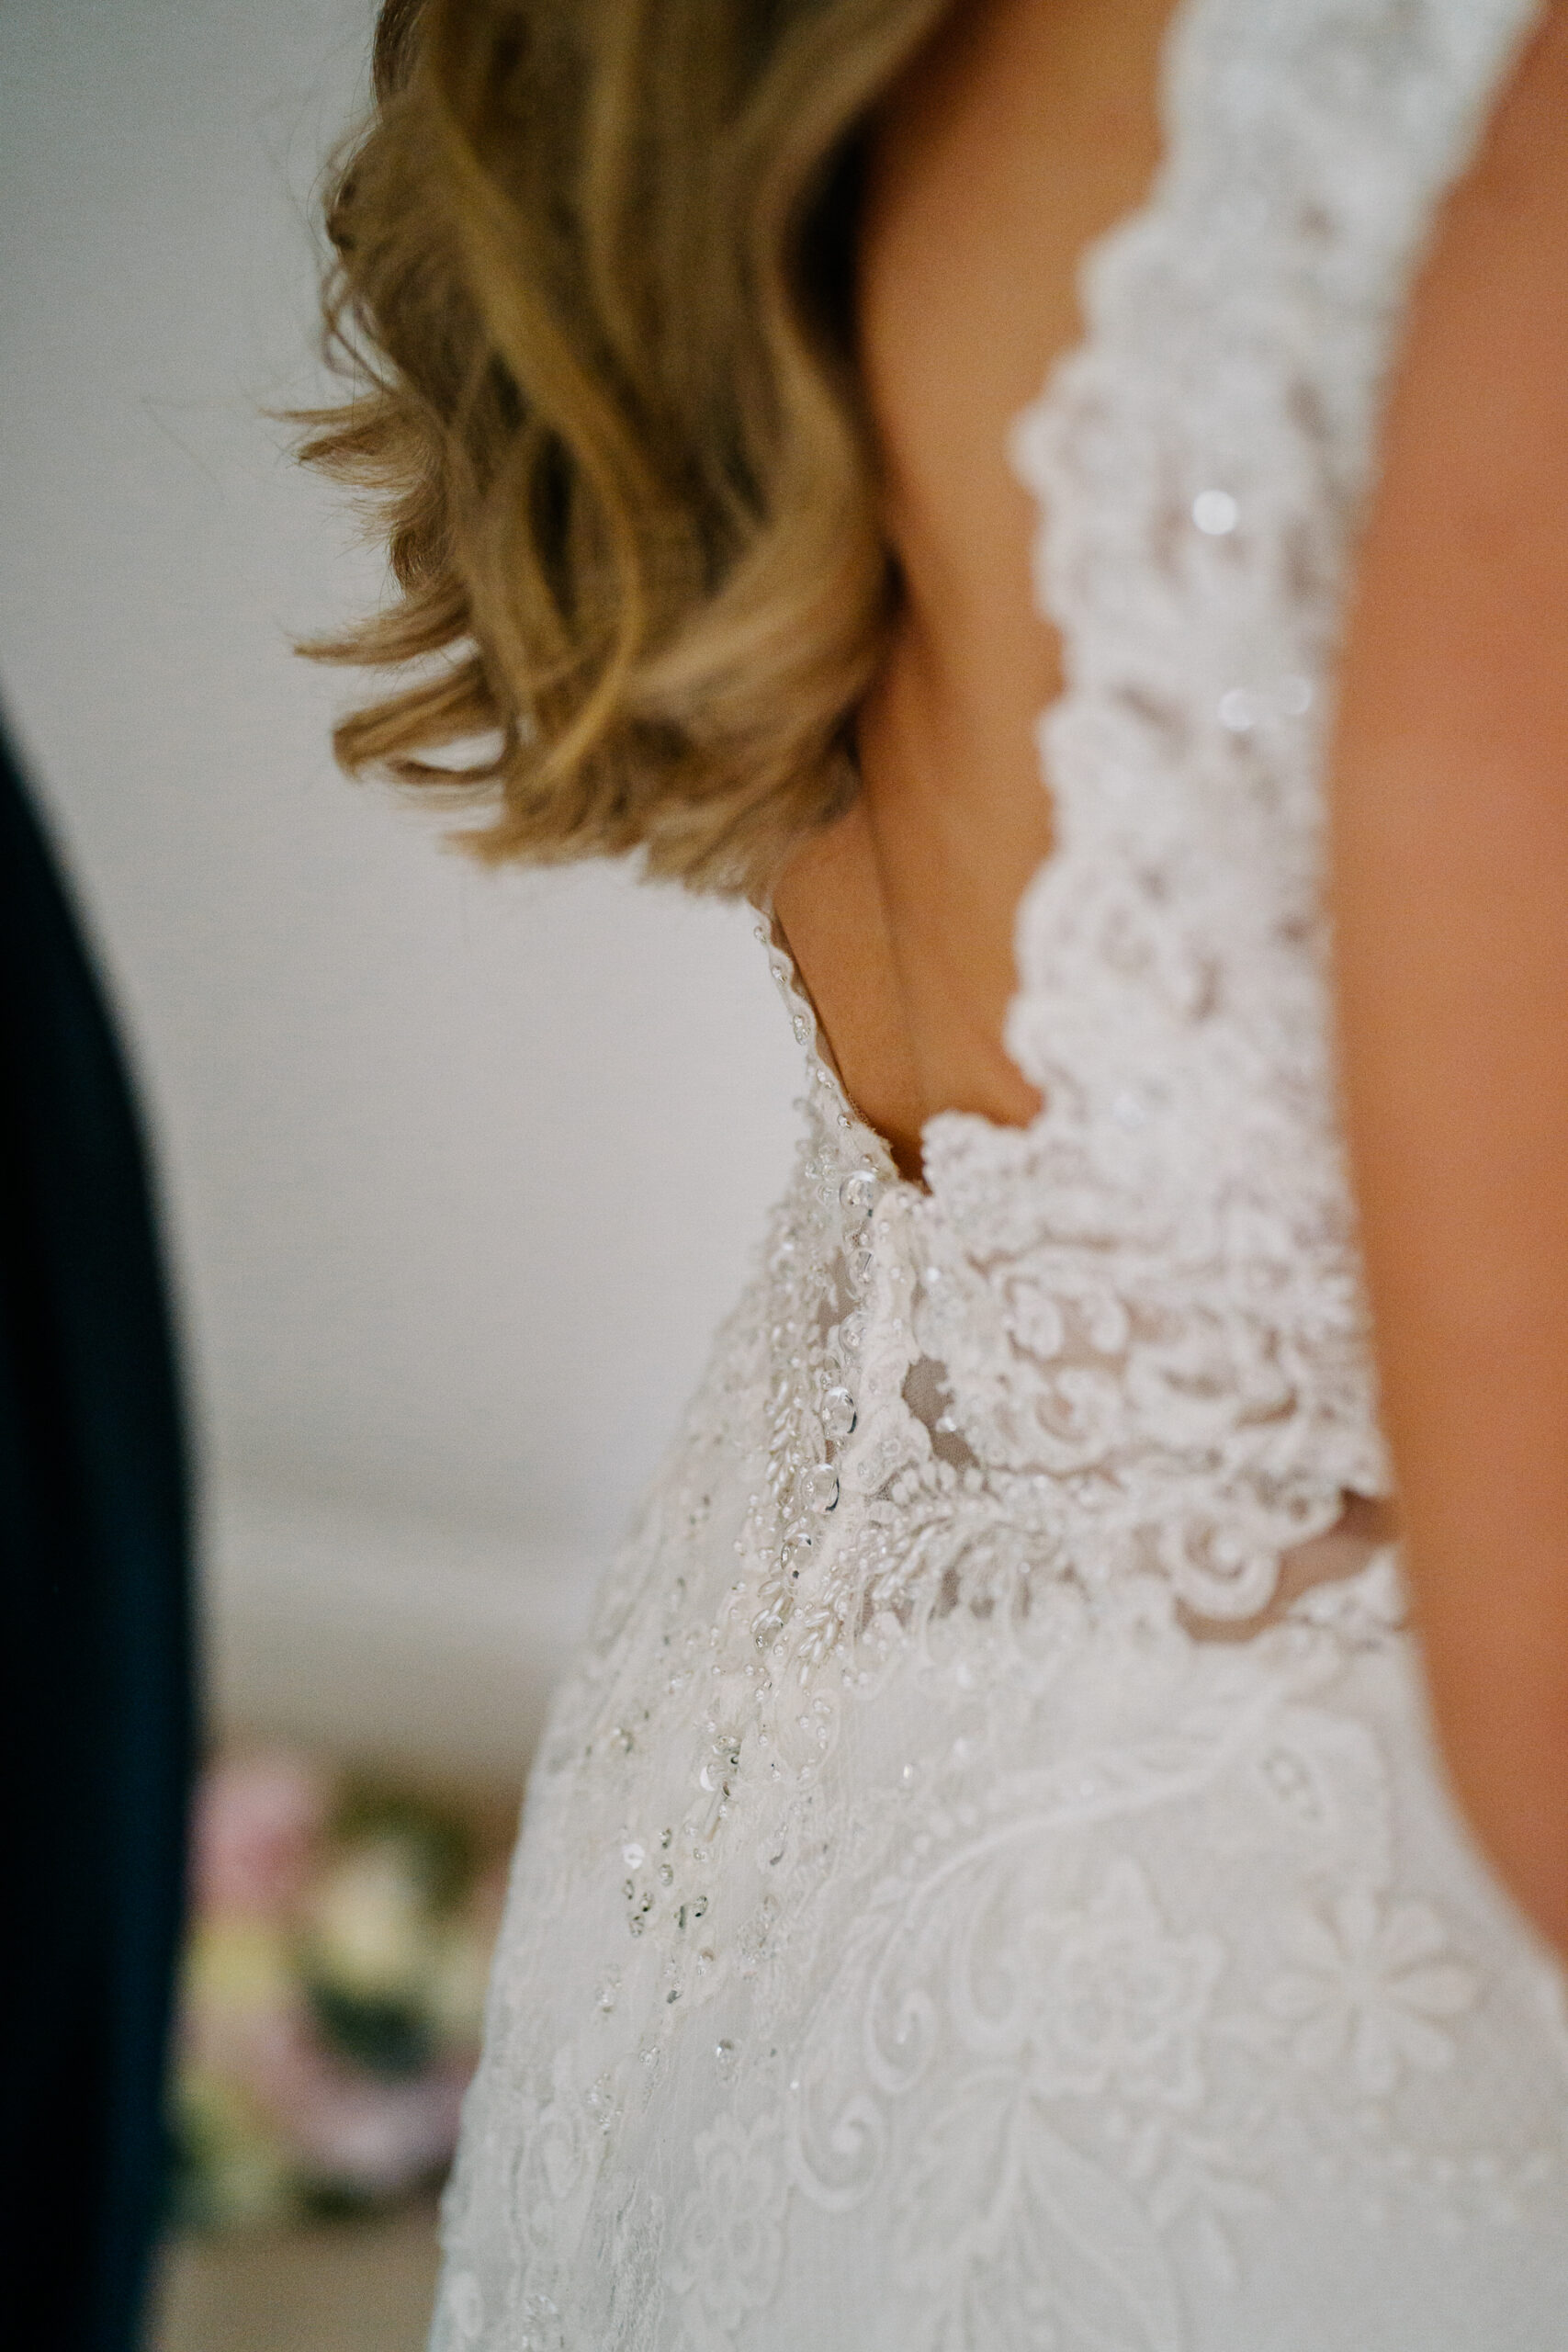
[685,1635,1568,2349]
[430,3,1566,2346]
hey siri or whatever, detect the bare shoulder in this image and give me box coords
[1354,0,1568,656]
[1331,0,1568,1951]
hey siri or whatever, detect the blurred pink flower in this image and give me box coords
[194,1751,328,1918]
[177,1748,506,2224]
[245,2006,472,2195]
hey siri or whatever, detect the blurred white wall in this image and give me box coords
[0,0,803,1778]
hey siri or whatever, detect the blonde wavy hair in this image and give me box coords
[304,0,949,897]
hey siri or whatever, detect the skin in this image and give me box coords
[773,0,1178,1174]
[1333,3,1568,1954]
[773,0,1568,1955]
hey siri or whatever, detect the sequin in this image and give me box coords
[1192,487,1239,534]
[798,1464,840,1516]
[821,1385,858,1442]
[840,1169,878,1225]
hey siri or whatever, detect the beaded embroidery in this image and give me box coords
[433,4,1568,2346]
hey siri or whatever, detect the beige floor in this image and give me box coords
[152,2203,443,2352]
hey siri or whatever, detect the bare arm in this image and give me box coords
[1332,2,1568,1951]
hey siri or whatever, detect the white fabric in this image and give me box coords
[432,2,1568,2342]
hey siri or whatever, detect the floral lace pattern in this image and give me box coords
[433,2,1568,2346]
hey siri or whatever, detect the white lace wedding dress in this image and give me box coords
[431,1,1568,2343]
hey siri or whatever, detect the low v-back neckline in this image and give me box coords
[764,0,1201,1198]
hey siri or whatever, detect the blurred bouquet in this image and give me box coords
[173,1750,509,2233]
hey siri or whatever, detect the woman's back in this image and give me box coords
[418,3,1568,2343]
[773,0,1175,1174]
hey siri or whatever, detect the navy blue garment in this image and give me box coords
[0,720,197,2351]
